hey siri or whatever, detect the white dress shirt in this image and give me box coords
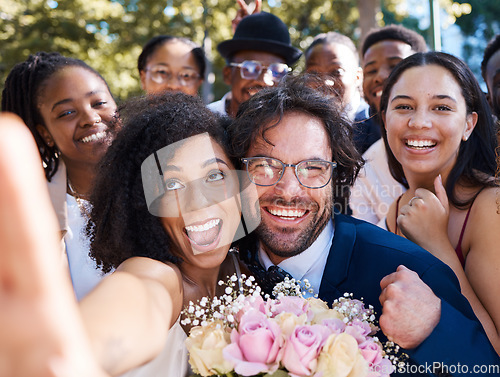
[258,219,334,297]
[350,139,405,225]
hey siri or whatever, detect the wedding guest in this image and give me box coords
[481,34,500,122]
[305,31,368,124]
[138,35,205,96]
[228,74,500,374]
[0,94,256,377]
[208,11,301,118]
[1,52,120,300]
[0,112,108,377]
[380,51,500,354]
[350,25,427,224]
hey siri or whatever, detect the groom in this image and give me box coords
[228,75,500,376]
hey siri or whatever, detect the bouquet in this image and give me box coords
[182,275,398,377]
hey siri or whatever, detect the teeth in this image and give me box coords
[406,139,436,148]
[374,90,383,98]
[247,87,262,96]
[268,208,306,219]
[80,131,106,143]
[185,219,220,233]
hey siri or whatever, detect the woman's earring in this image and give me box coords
[45,137,55,147]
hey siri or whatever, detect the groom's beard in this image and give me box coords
[256,190,333,259]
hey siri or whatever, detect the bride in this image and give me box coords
[0,93,258,377]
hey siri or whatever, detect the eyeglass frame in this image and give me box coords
[240,157,337,189]
[144,65,201,87]
[229,60,291,82]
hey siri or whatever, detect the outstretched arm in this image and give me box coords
[79,257,183,376]
[0,113,185,377]
[0,112,107,377]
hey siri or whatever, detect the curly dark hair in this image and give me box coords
[361,24,428,58]
[1,51,115,181]
[137,35,206,78]
[227,73,364,215]
[379,52,498,209]
[87,92,231,273]
[481,34,500,82]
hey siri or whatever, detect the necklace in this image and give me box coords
[67,180,91,219]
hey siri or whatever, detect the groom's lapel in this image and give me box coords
[318,213,356,303]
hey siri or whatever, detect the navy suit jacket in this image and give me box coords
[318,213,499,376]
[353,105,381,154]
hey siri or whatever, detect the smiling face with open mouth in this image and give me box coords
[246,111,334,264]
[383,64,477,182]
[157,134,241,269]
[37,66,117,172]
[223,50,287,118]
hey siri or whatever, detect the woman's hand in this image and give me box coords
[397,175,453,257]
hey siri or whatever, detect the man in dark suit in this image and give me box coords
[228,75,500,376]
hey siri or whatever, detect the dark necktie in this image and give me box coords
[245,259,293,296]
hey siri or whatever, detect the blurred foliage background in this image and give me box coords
[1,0,499,103]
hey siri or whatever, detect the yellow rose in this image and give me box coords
[316,333,369,377]
[185,321,233,376]
[307,297,330,317]
[311,308,345,325]
[275,312,307,337]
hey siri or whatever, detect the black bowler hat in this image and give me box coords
[217,12,302,66]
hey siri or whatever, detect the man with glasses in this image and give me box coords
[228,75,500,375]
[208,11,301,118]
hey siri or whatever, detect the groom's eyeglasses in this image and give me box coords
[241,157,336,189]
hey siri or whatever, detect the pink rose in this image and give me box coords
[360,340,394,377]
[234,294,266,322]
[370,357,395,377]
[321,317,346,335]
[223,308,282,376]
[344,320,372,344]
[267,296,313,321]
[359,339,382,365]
[281,324,332,377]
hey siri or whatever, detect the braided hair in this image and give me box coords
[1,52,112,180]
